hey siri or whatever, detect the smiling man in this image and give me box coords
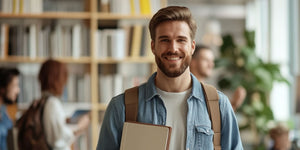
[97,6,243,150]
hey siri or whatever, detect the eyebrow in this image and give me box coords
[177,36,188,39]
[158,36,169,39]
[158,35,188,39]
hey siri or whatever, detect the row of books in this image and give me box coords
[1,0,43,14]
[64,74,91,103]
[99,0,161,15]
[0,24,8,58]
[43,0,86,12]
[18,72,148,104]
[0,0,162,14]
[18,73,91,104]
[98,74,147,103]
[0,22,89,58]
[95,24,152,59]
[0,0,86,14]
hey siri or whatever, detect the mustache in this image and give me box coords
[162,52,184,57]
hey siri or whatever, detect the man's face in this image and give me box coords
[4,76,20,103]
[195,49,215,78]
[151,21,195,78]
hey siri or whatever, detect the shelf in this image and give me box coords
[97,13,152,20]
[0,56,155,64]
[96,57,155,64]
[0,12,91,19]
[0,0,167,149]
[0,56,91,64]
[18,102,92,111]
[97,103,108,111]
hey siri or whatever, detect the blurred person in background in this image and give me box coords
[38,59,90,150]
[190,44,246,111]
[269,123,291,150]
[0,68,20,150]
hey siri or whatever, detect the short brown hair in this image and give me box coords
[149,6,197,40]
[192,44,211,58]
[0,68,20,89]
[38,59,68,96]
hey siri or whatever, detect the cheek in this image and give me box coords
[8,87,19,96]
[5,90,14,99]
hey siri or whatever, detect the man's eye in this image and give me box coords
[178,39,186,42]
[161,39,169,42]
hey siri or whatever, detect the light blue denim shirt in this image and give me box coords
[0,105,13,150]
[97,73,243,150]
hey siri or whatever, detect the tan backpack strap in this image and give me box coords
[124,86,139,122]
[201,82,221,150]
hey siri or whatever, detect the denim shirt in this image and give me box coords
[97,73,243,150]
[0,105,13,150]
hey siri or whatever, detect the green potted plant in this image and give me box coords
[215,30,289,149]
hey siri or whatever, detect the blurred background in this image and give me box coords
[0,0,299,149]
[169,0,300,149]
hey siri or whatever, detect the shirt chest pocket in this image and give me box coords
[194,125,214,150]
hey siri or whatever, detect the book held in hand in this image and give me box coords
[120,121,172,150]
[69,109,90,124]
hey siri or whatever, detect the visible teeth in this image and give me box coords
[167,57,180,60]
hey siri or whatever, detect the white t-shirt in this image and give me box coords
[43,96,75,150]
[156,88,192,150]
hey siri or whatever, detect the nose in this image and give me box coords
[168,40,179,53]
[210,61,215,68]
[16,86,20,95]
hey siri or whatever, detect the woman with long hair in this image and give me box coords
[39,59,90,150]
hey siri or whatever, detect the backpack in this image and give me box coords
[16,95,51,150]
[124,82,221,150]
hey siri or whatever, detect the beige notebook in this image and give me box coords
[120,122,172,150]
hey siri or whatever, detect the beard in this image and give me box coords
[3,95,15,104]
[2,91,18,105]
[155,51,191,78]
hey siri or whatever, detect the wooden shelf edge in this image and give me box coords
[18,102,92,111]
[0,12,91,19]
[97,13,152,20]
[0,12,154,20]
[0,56,155,64]
[97,103,108,110]
[97,57,155,63]
[0,56,91,64]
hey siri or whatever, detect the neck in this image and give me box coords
[195,74,206,82]
[155,68,192,92]
[190,69,206,82]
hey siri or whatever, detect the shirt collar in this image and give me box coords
[144,72,205,102]
[145,72,159,101]
[190,73,206,102]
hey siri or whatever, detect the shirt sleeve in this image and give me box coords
[96,94,125,150]
[43,96,75,150]
[0,106,13,150]
[218,91,244,150]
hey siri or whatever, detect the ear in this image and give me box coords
[151,40,155,54]
[191,40,196,54]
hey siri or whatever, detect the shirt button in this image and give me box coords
[206,129,209,133]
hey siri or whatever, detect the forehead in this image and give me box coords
[199,49,214,58]
[155,21,191,39]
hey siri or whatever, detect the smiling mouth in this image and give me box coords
[164,56,182,61]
